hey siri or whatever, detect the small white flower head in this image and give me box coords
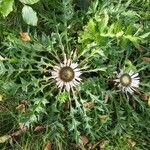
[51,54,82,92]
[114,70,140,94]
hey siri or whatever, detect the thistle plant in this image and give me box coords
[51,52,82,92]
[114,69,140,95]
[0,0,150,149]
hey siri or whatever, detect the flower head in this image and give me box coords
[114,70,140,94]
[51,54,82,92]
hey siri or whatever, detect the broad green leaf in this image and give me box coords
[19,0,39,5]
[22,5,38,26]
[0,0,14,17]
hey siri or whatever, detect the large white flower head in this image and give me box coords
[114,70,140,94]
[51,53,82,92]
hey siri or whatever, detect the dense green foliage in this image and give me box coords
[0,0,150,149]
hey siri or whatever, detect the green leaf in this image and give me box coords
[124,59,136,72]
[0,0,14,17]
[0,55,5,61]
[22,5,38,26]
[0,62,6,75]
[124,35,140,47]
[19,0,39,5]
[30,114,37,122]
[87,19,95,32]
[57,91,69,103]
[100,10,109,32]
[140,32,150,39]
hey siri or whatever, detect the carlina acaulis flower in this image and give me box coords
[114,70,140,94]
[51,53,82,92]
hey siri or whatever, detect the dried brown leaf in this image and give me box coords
[89,140,108,150]
[34,126,46,132]
[104,95,109,103]
[64,101,70,110]
[16,104,26,110]
[21,100,28,105]
[11,130,22,138]
[141,93,149,101]
[142,57,150,62]
[81,135,89,145]
[44,141,52,150]
[99,140,108,150]
[137,45,145,52]
[20,32,31,42]
[128,138,136,147]
[19,123,28,132]
[16,100,28,111]
[83,102,95,109]
[90,141,100,150]
[132,100,136,109]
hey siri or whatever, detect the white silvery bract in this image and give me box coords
[51,53,82,92]
[114,70,140,94]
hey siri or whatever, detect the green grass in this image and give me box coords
[0,0,150,149]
